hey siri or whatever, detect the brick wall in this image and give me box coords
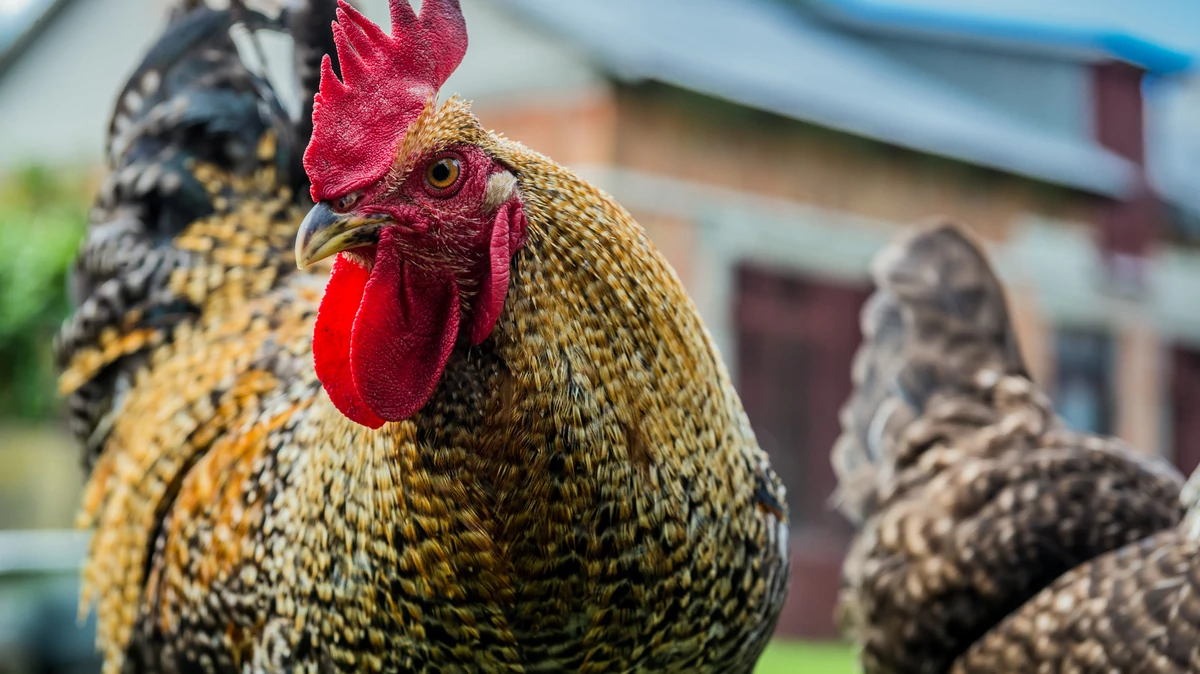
[611,84,1100,242]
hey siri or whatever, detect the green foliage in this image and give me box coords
[0,167,89,420]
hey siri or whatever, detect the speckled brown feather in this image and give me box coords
[950,530,1200,673]
[833,223,1185,673]
[61,5,789,672]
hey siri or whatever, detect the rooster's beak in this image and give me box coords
[295,201,387,269]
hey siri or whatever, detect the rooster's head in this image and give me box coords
[296,0,526,429]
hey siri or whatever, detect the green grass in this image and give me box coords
[756,641,859,673]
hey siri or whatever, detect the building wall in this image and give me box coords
[610,84,1098,242]
[0,0,164,170]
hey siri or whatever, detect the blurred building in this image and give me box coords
[4,0,1200,644]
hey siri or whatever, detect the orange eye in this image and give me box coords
[425,155,462,194]
[333,191,361,212]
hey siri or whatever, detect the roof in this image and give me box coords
[497,0,1137,197]
[0,0,71,76]
[807,0,1194,75]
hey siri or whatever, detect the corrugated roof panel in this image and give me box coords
[498,0,1136,197]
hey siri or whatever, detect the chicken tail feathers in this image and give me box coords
[58,1,332,466]
[831,221,1027,524]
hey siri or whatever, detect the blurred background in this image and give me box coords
[3,0,1200,671]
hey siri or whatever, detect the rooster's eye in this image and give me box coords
[333,192,361,212]
[425,154,462,195]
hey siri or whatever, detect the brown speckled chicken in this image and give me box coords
[57,0,789,671]
[834,222,1200,673]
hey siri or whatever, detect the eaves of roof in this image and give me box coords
[806,0,1193,75]
[496,0,1137,198]
[0,0,75,80]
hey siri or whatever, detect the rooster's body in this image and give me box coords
[835,223,1200,673]
[58,2,789,672]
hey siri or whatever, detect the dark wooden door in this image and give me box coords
[734,264,870,639]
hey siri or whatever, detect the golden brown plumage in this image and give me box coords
[58,2,789,672]
[834,222,1193,673]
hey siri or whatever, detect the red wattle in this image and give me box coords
[350,227,459,422]
[313,254,387,429]
[470,197,527,346]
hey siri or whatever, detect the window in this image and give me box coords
[1052,328,1116,435]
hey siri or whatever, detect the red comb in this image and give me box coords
[304,0,467,201]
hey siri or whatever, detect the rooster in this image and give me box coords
[834,222,1200,673]
[57,0,790,671]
